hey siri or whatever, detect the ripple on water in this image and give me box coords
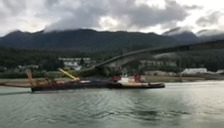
[1,84,224,128]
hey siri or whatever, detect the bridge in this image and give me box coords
[95,40,224,69]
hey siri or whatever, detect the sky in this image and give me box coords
[0,0,224,36]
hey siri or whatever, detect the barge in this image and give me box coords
[27,69,165,92]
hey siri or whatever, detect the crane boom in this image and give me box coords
[59,68,80,81]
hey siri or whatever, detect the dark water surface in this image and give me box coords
[1,81,224,128]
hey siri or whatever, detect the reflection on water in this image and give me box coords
[1,81,224,128]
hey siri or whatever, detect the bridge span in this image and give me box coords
[95,40,224,68]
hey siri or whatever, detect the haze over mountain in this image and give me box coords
[197,29,224,41]
[162,27,199,43]
[0,29,179,51]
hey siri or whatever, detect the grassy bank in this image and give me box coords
[143,76,205,82]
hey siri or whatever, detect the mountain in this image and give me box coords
[0,29,179,51]
[162,27,199,44]
[197,29,224,41]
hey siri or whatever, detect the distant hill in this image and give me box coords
[197,29,224,41]
[0,29,179,51]
[162,27,199,44]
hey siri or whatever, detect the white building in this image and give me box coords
[58,57,93,70]
[216,69,224,74]
[181,68,207,75]
[140,60,176,67]
[145,70,176,76]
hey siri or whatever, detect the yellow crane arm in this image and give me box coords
[59,68,80,81]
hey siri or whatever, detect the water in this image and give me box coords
[1,81,224,128]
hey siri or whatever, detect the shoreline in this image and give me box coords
[1,75,224,88]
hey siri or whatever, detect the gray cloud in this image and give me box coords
[1,0,27,15]
[184,5,202,10]
[113,0,188,27]
[0,0,29,35]
[44,0,190,32]
[0,0,203,36]
[161,21,179,30]
[196,11,223,27]
[44,0,106,31]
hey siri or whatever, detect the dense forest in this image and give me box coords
[1,46,224,73]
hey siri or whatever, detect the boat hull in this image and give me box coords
[31,81,165,92]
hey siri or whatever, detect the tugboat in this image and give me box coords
[112,75,165,89]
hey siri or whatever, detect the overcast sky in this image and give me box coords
[0,0,223,36]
